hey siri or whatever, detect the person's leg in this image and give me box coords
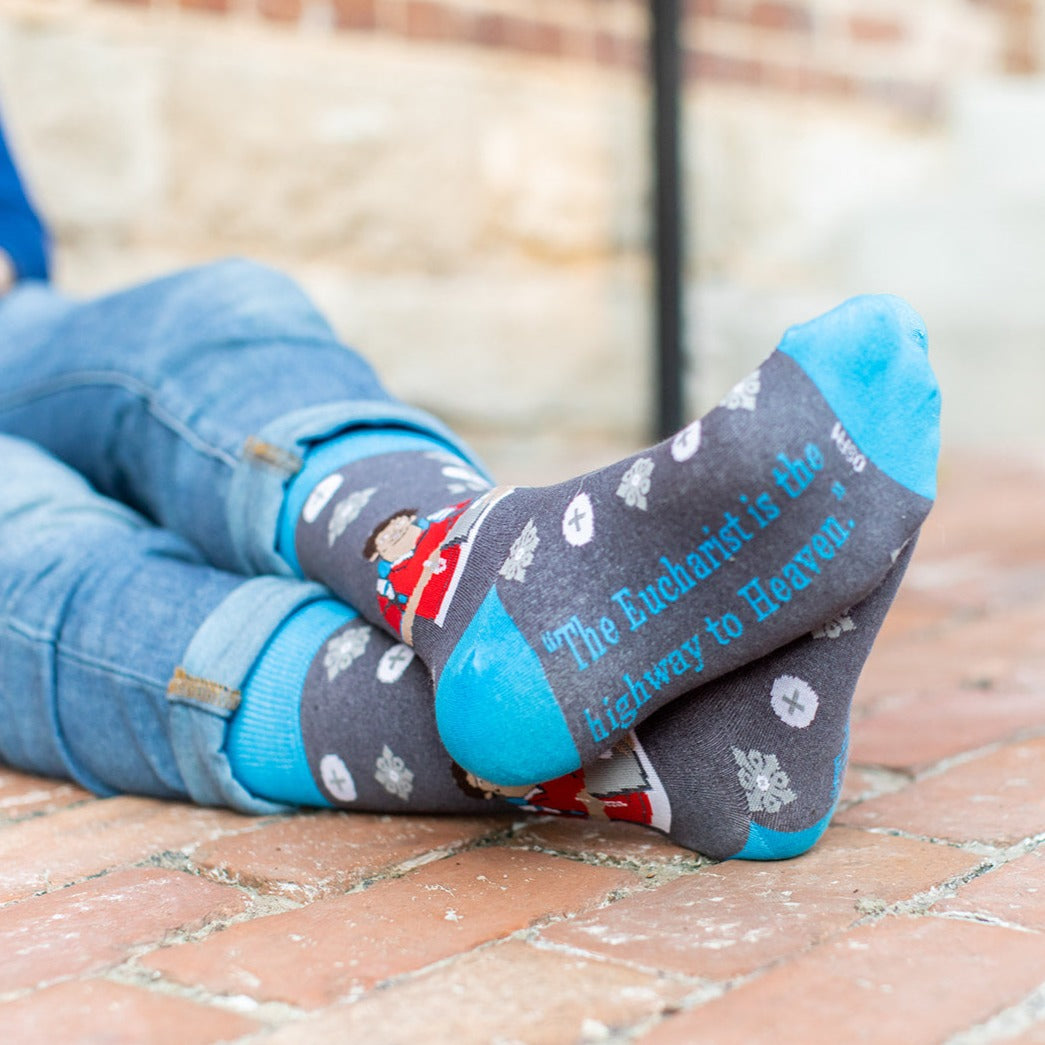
[0,433,239,801]
[0,433,499,816]
[0,262,484,574]
[0,432,916,859]
[0,270,938,786]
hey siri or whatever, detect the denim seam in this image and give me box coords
[55,647,172,693]
[0,370,239,467]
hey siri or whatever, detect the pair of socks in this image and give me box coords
[227,293,939,859]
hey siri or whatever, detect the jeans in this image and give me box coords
[0,259,481,813]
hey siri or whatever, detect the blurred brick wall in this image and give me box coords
[0,0,1040,463]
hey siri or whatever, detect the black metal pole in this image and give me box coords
[651,0,685,439]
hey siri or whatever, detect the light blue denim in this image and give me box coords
[0,259,481,812]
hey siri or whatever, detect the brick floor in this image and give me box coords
[0,450,1043,1042]
[0,980,259,1045]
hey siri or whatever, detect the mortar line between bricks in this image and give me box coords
[527,850,1034,1026]
[102,959,309,1032]
[944,978,1045,1045]
[504,827,713,882]
[133,865,655,1020]
[174,819,523,904]
[527,933,718,990]
[0,794,99,827]
[929,909,1044,934]
[849,826,1045,860]
[0,814,297,909]
[844,725,1045,795]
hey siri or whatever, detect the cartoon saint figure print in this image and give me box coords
[363,486,515,644]
[364,502,469,641]
[452,734,672,832]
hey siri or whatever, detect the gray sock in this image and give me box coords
[460,543,915,860]
[228,598,504,814]
[290,295,939,786]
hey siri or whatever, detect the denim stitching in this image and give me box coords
[0,370,239,467]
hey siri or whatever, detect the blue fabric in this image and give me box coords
[778,294,940,500]
[0,262,484,575]
[227,599,357,807]
[437,587,580,786]
[0,433,237,803]
[0,108,50,281]
[731,806,835,861]
[0,259,481,810]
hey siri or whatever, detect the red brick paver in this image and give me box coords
[641,917,1045,1044]
[0,979,259,1045]
[0,770,90,821]
[0,796,250,902]
[850,684,1045,771]
[143,847,635,1008]
[540,827,980,979]
[934,849,1045,931]
[512,817,699,866]
[193,810,505,900]
[838,736,1045,846]
[261,939,689,1044]
[0,868,248,993]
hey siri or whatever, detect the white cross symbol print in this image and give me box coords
[770,675,819,728]
[671,420,702,462]
[377,644,416,683]
[319,754,357,801]
[562,493,594,547]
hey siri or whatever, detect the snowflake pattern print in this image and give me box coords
[328,487,377,547]
[732,747,797,813]
[323,626,371,682]
[375,745,414,801]
[499,518,539,582]
[812,613,856,640]
[616,457,654,510]
[720,369,761,411]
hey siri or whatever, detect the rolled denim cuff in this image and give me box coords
[167,574,330,814]
[225,398,491,577]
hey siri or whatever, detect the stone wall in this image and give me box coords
[0,0,1041,477]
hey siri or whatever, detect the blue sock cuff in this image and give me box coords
[227,598,359,807]
[277,428,461,575]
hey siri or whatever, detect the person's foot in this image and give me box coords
[475,543,916,860]
[285,294,939,784]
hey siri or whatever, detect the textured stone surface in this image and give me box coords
[540,827,979,979]
[641,917,1045,1044]
[259,939,688,1044]
[0,868,249,993]
[143,848,635,1007]
[0,979,259,1044]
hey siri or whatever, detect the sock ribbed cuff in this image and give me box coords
[276,428,460,575]
[226,598,358,806]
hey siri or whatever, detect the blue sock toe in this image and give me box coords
[778,294,940,501]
